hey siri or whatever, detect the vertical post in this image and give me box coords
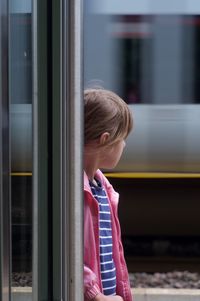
[61,0,83,300]
[33,0,51,300]
[32,0,38,299]
[0,0,10,301]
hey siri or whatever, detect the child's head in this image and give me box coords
[84,88,133,147]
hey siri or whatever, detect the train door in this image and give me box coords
[0,0,83,301]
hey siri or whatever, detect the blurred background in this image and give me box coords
[5,0,200,292]
[84,0,200,279]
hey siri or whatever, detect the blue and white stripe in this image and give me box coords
[90,179,117,296]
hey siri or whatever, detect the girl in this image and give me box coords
[84,89,133,301]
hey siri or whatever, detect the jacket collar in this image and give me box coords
[84,171,90,191]
[84,169,104,191]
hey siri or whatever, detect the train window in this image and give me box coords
[112,15,200,105]
[84,1,200,104]
[10,1,33,300]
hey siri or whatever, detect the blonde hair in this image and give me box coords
[84,88,133,146]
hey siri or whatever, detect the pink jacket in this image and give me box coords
[84,170,132,301]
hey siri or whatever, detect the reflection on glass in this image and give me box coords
[10,1,32,299]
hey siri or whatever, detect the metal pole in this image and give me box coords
[32,0,38,299]
[61,0,83,300]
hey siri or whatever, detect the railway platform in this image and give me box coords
[12,287,200,301]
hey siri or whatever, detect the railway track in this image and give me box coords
[123,235,200,273]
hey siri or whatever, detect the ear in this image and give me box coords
[99,132,110,146]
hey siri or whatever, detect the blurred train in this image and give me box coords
[11,103,200,173]
[11,1,200,173]
[84,2,200,174]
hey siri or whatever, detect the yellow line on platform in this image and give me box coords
[11,172,32,176]
[10,172,200,178]
[104,172,200,179]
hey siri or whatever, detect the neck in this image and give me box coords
[84,161,97,181]
[84,149,100,181]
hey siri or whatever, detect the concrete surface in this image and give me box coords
[132,288,200,301]
[12,287,200,301]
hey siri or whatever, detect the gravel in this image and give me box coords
[12,272,32,287]
[12,271,200,289]
[129,271,200,289]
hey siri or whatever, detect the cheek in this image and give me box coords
[117,142,125,154]
[118,146,124,158]
[112,144,124,160]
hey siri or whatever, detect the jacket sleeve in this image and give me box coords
[113,205,132,301]
[84,265,101,301]
[84,188,101,301]
[103,176,133,301]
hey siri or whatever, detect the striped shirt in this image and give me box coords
[90,178,117,296]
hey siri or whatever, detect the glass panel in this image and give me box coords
[10,1,32,300]
[0,0,10,300]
